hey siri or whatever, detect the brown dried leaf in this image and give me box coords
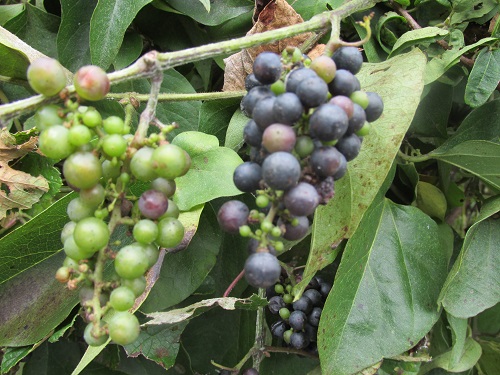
[223,0,314,91]
[0,130,48,221]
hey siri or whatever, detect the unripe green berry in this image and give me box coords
[103,116,125,134]
[283,293,293,304]
[261,220,273,233]
[27,57,66,96]
[274,284,284,294]
[255,195,269,208]
[82,108,102,128]
[239,225,252,237]
[279,307,291,319]
[74,65,110,101]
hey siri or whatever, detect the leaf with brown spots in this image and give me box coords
[0,129,49,221]
[223,0,314,91]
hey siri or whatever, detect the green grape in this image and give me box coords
[279,307,291,319]
[79,184,105,208]
[110,286,136,311]
[64,235,95,260]
[271,226,281,238]
[142,243,160,268]
[260,220,273,233]
[35,105,62,130]
[68,124,92,147]
[270,80,286,95]
[121,276,147,297]
[255,195,269,208]
[55,266,70,283]
[38,125,74,160]
[63,152,102,189]
[156,217,184,248]
[108,311,140,346]
[62,256,79,269]
[283,329,293,344]
[355,122,371,136]
[102,134,127,158]
[84,322,109,346]
[310,55,337,83]
[239,225,251,237]
[158,199,179,219]
[27,57,66,96]
[133,219,158,244]
[151,144,191,179]
[82,108,102,128]
[130,147,156,182]
[350,91,369,109]
[61,221,77,244]
[102,160,121,181]
[294,135,315,158]
[150,178,176,198]
[274,284,284,294]
[103,116,125,134]
[114,243,149,279]
[283,294,293,304]
[73,217,110,253]
[67,197,95,222]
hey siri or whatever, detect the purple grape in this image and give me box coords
[138,190,168,219]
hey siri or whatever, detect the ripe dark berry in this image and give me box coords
[138,190,168,219]
[253,52,282,84]
[242,368,259,375]
[284,182,320,217]
[27,57,66,96]
[261,152,301,190]
[347,103,367,135]
[247,238,277,256]
[304,323,318,342]
[308,307,322,327]
[290,332,310,349]
[289,310,307,331]
[241,86,274,117]
[328,69,358,97]
[292,295,313,314]
[303,289,323,307]
[268,296,286,314]
[365,92,384,122]
[252,96,277,130]
[319,282,332,298]
[332,46,363,75]
[333,154,347,180]
[329,95,354,118]
[310,147,344,178]
[217,200,249,234]
[271,320,288,339]
[74,65,110,101]
[336,134,362,161]
[280,216,309,241]
[243,120,263,147]
[309,104,348,142]
[273,92,304,125]
[245,73,262,91]
[233,162,262,193]
[285,67,318,93]
[244,252,281,288]
[296,76,329,108]
[262,124,296,153]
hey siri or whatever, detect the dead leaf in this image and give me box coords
[0,129,49,222]
[223,0,314,91]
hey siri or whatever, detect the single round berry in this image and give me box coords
[138,189,168,219]
[244,252,281,288]
[309,104,348,142]
[63,152,102,189]
[27,57,66,96]
[243,120,263,147]
[336,134,362,161]
[55,266,70,283]
[365,92,384,122]
[79,184,105,208]
[332,46,363,75]
[143,243,160,268]
[245,73,262,91]
[319,282,332,298]
[290,332,309,350]
[152,144,191,179]
[133,219,158,244]
[329,95,354,118]
[285,67,318,93]
[274,284,284,294]
[253,52,282,84]
[239,225,252,237]
[271,320,288,339]
[103,116,125,134]
[84,322,109,347]
[261,152,301,191]
[130,147,157,182]
[350,91,369,109]
[347,103,367,135]
[160,199,180,219]
[310,147,343,178]
[39,125,74,160]
[296,76,329,108]
[268,295,286,314]
[64,235,95,260]
[270,79,286,95]
[156,217,184,248]
[288,310,307,331]
[310,55,337,83]
[240,86,274,117]
[273,92,304,125]
[151,178,176,197]
[292,295,313,314]
[110,286,136,311]
[233,162,262,193]
[252,96,277,130]
[102,134,127,158]
[308,307,322,327]
[283,293,293,304]
[67,197,94,222]
[82,108,102,128]
[284,182,320,217]
[114,243,149,279]
[294,135,315,158]
[262,124,296,153]
[280,216,309,241]
[217,200,249,234]
[73,217,110,253]
[35,105,62,130]
[279,307,291,320]
[108,311,140,345]
[356,122,371,137]
[328,69,358,97]
[61,221,77,244]
[283,329,293,344]
[121,276,147,297]
[303,289,323,307]
[68,124,92,147]
[74,65,110,101]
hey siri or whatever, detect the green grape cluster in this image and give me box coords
[30,62,191,347]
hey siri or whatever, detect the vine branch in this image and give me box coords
[0,0,381,125]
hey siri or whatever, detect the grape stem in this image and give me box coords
[252,288,267,370]
[397,149,431,163]
[263,345,319,359]
[0,0,382,125]
[223,269,246,298]
[107,90,246,103]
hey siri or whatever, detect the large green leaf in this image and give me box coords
[390,27,449,57]
[318,199,448,375]
[89,0,152,69]
[0,251,79,346]
[198,98,240,146]
[113,32,143,70]
[438,197,500,318]
[0,193,73,285]
[464,47,500,108]
[0,42,30,80]
[57,0,97,72]
[478,338,500,375]
[0,4,24,26]
[299,49,427,294]
[225,109,247,151]
[447,313,468,368]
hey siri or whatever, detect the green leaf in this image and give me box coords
[198,98,240,145]
[390,27,449,57]
[318,199,448,375]
[376,11,407,54]
[261,353,319,374]
[197,0,210,12]
[418,338,482,374]
[464,47,500,108]
[477,303,500,335]
[300,49,427,292]
[140,205,219,313]
[172,131,219,157]
[89,0,152,69]
[0,42,30,80]
[1,345,35,374]
[157,0,252,26]
[113,32,143,70]
[0,251,79,346]
[174,147,243,211]
[57,0,96,72]
[0,4,25,26]
[124,322,189,370]
[145,294,267,325]
[438,201,500,318]
[0,193,73,285]
[48,313,78,343]
[478,338,500,374]
[287,0,330,21]
[225,109,247,151]
[450,0,499,24]
[447,313,468,368]
[4,3,60,59]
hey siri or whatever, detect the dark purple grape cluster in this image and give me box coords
[267,274,332,352]
[218,47,383,290]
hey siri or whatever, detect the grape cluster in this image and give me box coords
[217,47,383,289]
[31,59,190,347]
[267,274,331,352]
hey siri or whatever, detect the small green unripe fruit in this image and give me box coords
[63,151,102,189]
[27,57,66,96]
[74,65,110,101]
[152,144,191,179]
[38,125,74,160]
[108,311,140,345]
